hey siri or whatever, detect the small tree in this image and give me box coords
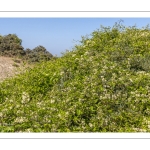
[0,34,24,57]
[25,46,53,62]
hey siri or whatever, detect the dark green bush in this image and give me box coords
[24,46,53,63]
[0,34,53,63]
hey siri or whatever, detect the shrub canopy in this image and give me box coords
[1,22,150,132]
[0,34,53,62]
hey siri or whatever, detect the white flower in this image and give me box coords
[75,58,79,61]
[9,99,13,103]
[21,92,30,104]
[37,102,43,107]
[60,71,64,75]
[50,99,55,103]
[16,104,20,108]
[72,54,76,57]
[129,79,133,83]
[137,71,145,74]
[89,123,93,128]
[16,110,23,114]
[25,128,33,132]
[58,114,61,118]
[0,112,3,117]
[84,51,89,56]
[14,117,27,123]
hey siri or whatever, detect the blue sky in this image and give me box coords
[1,18,150,56]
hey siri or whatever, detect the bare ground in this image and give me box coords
[0,56,23,81]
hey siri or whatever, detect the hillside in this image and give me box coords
[1,22,150,132]
[0,57,23,81]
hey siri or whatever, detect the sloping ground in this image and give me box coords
[0,57,24,81]
[0,57,16,81]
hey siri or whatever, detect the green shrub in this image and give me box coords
[1,22,150,132]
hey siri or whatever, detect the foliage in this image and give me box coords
[24,46,53,63]
[0,34,25,57]
[1,22,150,132]
[0,34,53,63]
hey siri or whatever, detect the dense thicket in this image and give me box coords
[0,34,53,62]
[0,34,24,57]
[1,22,150,132]
[24,46,53,63]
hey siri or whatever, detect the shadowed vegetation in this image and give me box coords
[0,34,54,63]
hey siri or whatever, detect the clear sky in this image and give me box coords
[1,18,150,56]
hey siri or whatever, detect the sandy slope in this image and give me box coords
[0,57,19,81]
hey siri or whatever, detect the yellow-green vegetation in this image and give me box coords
[1,22,150,132]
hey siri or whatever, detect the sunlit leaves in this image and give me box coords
[1,22,150,132]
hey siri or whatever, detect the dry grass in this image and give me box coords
[0,56,27,81]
